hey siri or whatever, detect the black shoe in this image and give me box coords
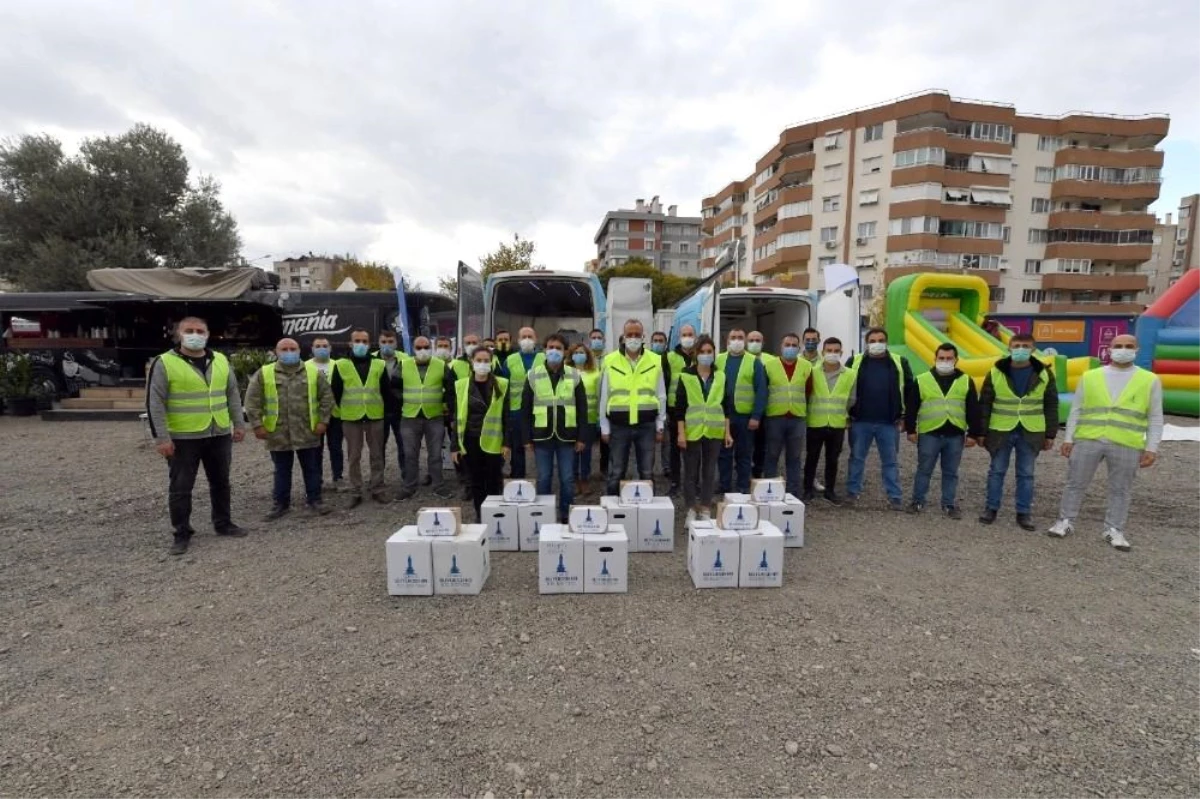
[823,492,843,507]
[906,501,924,514]
[307,501,331,516]
[216,523,248,537]
[373,494,393,505]
[843,494,860,507]
[432,484,453,499]
[802,489,817,503]
[421,475,432,486]
[978,508,997,525]
[265,504,290,521]
[1016,513,1036,531]
[169,535,190,556]
[668,483,680,498]
[943,505,962,520]
[887,499,905,512]
[396,488,415,501]
[348,496,363,509]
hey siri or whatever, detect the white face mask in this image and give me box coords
[181,333,208,350]
[414,348,432,363]
[435,347,451,360]
[934,360,956,375]
[464,343,478,357]
[624,337,643,353]
[473,361,492,376]
[867,342,887,356]
[747,341,763,355]
[727,339,745,354]
[824,352,842,365]
[1110,348,1137,364]
[519,337,535,353]
[680,336,695,349]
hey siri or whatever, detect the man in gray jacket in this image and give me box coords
[245,338,336,519]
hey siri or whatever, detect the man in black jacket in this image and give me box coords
[845,327,915,510]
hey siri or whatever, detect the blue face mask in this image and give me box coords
[351,343,370,358]
[782,346,799,360]
[278,351,301,366]
[545,349,564,365]
[589,339,605,352]
[803,340,818,352]
[1010,347,1033,363]
[650,342,666,354]
[697,353,715,367]
[572,352,588,366]
[311,346,330,360]
[379,344,396,357]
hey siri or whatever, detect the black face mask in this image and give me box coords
[804,341,818,352]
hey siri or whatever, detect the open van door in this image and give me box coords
[456,260,485,343]
[604,277,653,344]
[817,263,862,357]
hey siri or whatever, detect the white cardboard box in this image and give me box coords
[600,497,638,551]
[619,480,654,505]
[479,496,519,551]
[635,496,674,553]
[750,478,786,504]
[738,520,785,589]
[538,524,584,594]
[717,501,759,531]
[687,520,741,589]
[416,506,460,537]
[723,492,752,504]
[568,504,608,534]
[431,524,491,595]
[761,493,805,548]
[502,479,537,503]
[583,525,629,594]
[518,495,556,551]
[385,526,434,596]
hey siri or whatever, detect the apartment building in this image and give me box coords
[273,255,340,290]
[699,90,1170,315]
[595,196,704,278]
[1145,195,1200,299]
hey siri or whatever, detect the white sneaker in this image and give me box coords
[1104,527,1131,552]
[1047,518,1073,538]
[815,479,825,492]
[684,509,696,527]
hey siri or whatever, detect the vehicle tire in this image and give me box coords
[32,366,64,401]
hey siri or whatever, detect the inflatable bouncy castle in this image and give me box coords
[1135,268,1199,416]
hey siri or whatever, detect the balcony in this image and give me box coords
[1039,301,1144,314]
[890,198,1007,223]
[886,233,940,251]
[883,264,1001,286]
[1044,242,1153,262]
[753,194,783,226]
[1050,180,1161,202]
[1053,147,1164,169]
[1047,210,1156,231]
[778,184,813,205]
[752,247,811,277]
[892,126,1012,155]
[890,164,1009,188]
[763,272,812,290]
[777,215,813,235]
[1040,273,1149,292]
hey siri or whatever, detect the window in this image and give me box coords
[611,220,628,231]
[818,256,836,268]
[938,220,1006,239]
[970,122,1012,143]
[644,221,655,232]
[856,221,876,239]
[1022,289,1047,304]
[1031,197,1052,213]
[944,188,970,203]
[968,154,1013,175]
[861,285,874,300]
[820,226,838,243]
[970,188,1013,207]
[662,242,672,253]
[1057,258,1092,274]
[679,242,690,253]
[778,201,811,219]
[1028,229,1049,244]
[1054,164,1162,184]
[777,230,811,248]
[891,182,942,202]
[863,123,884,142]
[894,147,945,168]
[663,260,671,270]
[1048,228,1153,245]
[643,238,656,249]
[1035,167,1054,183]
[822,195,841,212]
[608,238,628,250]
[888,249,937,265]
[753,166,777,188]
[1025,259,1042,274]
[862,156,883,174]
[992,287,1006,303]
[755,188,779,211]
[824,131,842,149]
[889,216,939,235]
[859,189,880,206]
[824,163,843,182]
[958,254,1002,270]
[1037,136,1065,151]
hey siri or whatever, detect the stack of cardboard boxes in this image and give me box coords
[688,478,800,590]
[386,507,491,596]
[479,479,554,552]
[599,480,675,553]
[538,502,630,595]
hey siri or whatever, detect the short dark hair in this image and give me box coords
[865,327,888,342]
[694,334,717,354]
[823,337,843,349]
[1011,333,1036,346]
[378,330,397,341]
[495,329,510,337]
[435,336,452,346]
[936,343,959,357]
[781,332,800,344]
[350,327,371,338]
[590,328,605,337]
[651,331,667,340]
[544,333,567,348]
[802,327,820,338]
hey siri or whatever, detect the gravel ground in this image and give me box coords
[1,416,1197,798]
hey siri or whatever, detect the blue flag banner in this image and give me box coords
[392,267,412,354]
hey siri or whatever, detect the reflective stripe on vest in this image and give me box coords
[260,362,320,432]
[681,371,727,440]
[808,368,855,429]
[335,358,386,421]
[528,365,580,441]
[401,357,446,418]
[455,376,508,455]
[306,359,340,418]
[716,352,757,414]
[605,353,662,424]
[161,350,232,434]
[764,356,812,418]
[988,366,1048,433]
[579,368,601,424]
[915,372,968,434]
[666,350,688,409]
[1074,366,1155,450]
[504,352,545,411]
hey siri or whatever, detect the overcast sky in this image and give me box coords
[2,0,1198,289]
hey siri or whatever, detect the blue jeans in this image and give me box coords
[271,446,323,507]
[535,441,577,520]
[911,433,965,508]
[763,416,806,497]
[507,412,527,478]
[606,421,656,495]
[718,415,755,494]
[986,430,1037,514]
[575,423,599,480]
[846,421,902,502]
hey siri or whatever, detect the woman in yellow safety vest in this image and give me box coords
[569,341,602,495]
[675,335,734,525]
[451,346,511,521]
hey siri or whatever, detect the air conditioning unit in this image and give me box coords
[856,237,869,246]
[999,259,1009,271]
[824,241,838,250]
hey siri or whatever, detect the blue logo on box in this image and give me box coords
[450,555,460,575]
[556,554,567,574]
[713,550,723,569]
[405,556,416,576]
[652,519,662,537]
[759,550,769,569]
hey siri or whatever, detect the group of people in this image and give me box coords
[147,315,1163,557]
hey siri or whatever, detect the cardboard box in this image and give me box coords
[739,520,785,589]
[479,496,519,551]
[600,497,638,551]
[416,506,460,537]
[750,478,786,504]
[717,501,759,531]
[518,495,556,551]
[385,526,433,596]
[635,496,674,553]
[538,524,584,595]
[686,520,741,589]
[568,504,608,534]
[619,480,654,505]
[723,492,752,504]
[431,524,491,595]
[583,525,628,594]
[761,493,805,548]
[502,479,537,503]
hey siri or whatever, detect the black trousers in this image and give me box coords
[752,419,767,479]
[667,410,684,486]
[168,435,233,534]
[463,433,504,522]
[804,426,845,495]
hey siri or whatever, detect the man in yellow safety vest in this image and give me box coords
[599,318,666,495]
[396,335,454,500]
[330,327,391,507]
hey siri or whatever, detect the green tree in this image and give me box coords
[596,258,700,310]
[0,124,241,290]
[479,233,536,278]
[437,274,457,299]
[323,254,422,292]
